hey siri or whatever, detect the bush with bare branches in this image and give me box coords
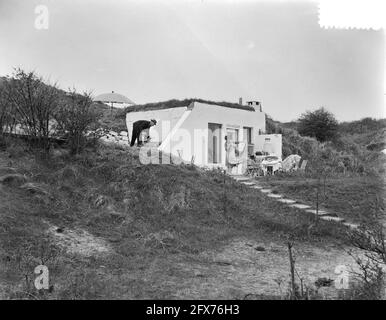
[3,68,60,151]
[346,197,386,299]
[54,89,101,155]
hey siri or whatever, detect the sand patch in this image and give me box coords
[167,238,358,299]
[46,222,111,257]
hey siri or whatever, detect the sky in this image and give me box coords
[0,0,384,122]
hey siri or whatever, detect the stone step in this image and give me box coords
[342,222,359,229]
[289,203,311,210]
[277,199,296,204]
[320,216,345,223]
[267,194,283,199]
[231,175,355,228]
[241,181,255,186]
[305,209,332,216]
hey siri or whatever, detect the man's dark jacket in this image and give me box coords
[130,120,153,146]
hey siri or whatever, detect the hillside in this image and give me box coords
[0,140,354,299]
[269,117,386,152]
[1,91,385,299]
[92,102,128,133]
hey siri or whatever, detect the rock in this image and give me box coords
[305,209,331,216]
[277,199,296,204]
[289,203,311,209]
[320,216,345,223]
[20,182,50,196]
[255,246,266,252]
[343,222,359,229]
[0,173,27,187]
[56,227,64,233]
[267,194,283,198]
[241,181,255,186]
[119,131,128,136]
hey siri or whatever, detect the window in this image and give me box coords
[243,127,252,144]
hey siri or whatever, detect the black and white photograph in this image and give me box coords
[0,0,385,306]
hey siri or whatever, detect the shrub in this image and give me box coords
[54,89,101,155]
[297,107,338,142]
[0,84,13,135]
[3,68,60,151]
[347,198,386,300]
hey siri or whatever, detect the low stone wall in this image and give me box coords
[99,130,129,146]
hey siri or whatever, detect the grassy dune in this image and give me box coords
[0,142,352,299]
[260,175,385,224]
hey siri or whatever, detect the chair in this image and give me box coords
[246,158,263,177]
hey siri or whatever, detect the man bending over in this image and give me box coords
[130,119,157,147]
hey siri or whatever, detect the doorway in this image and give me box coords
[208,123,222,164]
[243,127,253,156]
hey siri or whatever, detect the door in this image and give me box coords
[208,123,222,164]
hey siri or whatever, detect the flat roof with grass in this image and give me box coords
[125,99,255,113]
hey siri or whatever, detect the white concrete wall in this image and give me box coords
[126,107,187,143]
[164,102,266,173]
